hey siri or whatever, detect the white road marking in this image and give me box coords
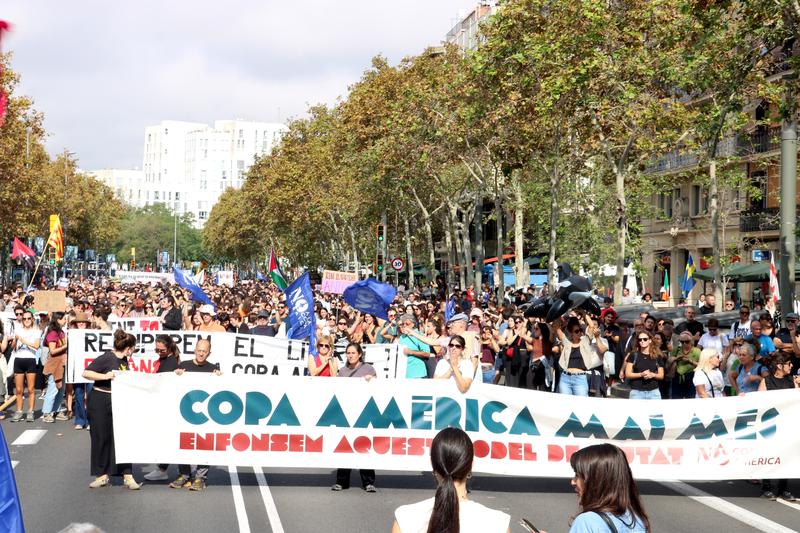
[660,481,798,533]
[12,461,19,469]
[12,429,47,446]
[254,468,284,533]
[776,498,800,512]
[228,467,251,533]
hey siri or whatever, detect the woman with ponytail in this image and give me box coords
[392,427,510,533]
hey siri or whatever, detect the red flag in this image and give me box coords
[11,237,35,269]
[769,254,780,305]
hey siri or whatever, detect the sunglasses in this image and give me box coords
[338,322,347,326]
[448,343,463,349]
[15,313,22,317]
[22,317,33,321]
[318,343,331,348]
[681,340,692,344]
[638,337,650,342]
[570,329,582,335]
[155,348,168,354]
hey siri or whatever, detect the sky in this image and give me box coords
[2,0,469,170]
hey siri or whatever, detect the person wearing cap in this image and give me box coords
[668,332,701,399]
[251,310,278,336]
[197,304,225,332]
[70,311,93,429]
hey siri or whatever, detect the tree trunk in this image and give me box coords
[613,167,626,306]
[450,204,467,289]
[444,210,456,289]
[513,176,526,288]
[547,168,559,294]
[348,226,360,277]
[473,195,485,290]
[494,191,505,299]
[709,159,723,311]
[411,190,437,281]
[403,214,415,289]
[461,203,475,289]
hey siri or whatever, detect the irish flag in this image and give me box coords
[268,248,288,290]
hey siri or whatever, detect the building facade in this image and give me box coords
[445,1,497,51]
[90,119,287,227]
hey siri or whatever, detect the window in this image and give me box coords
[239,129,244,138]
[175,192,179,200]
[164,128,168,135]
[199,211,208,220]
[168,191,172,201]
[237,160,244,170]
[155,191,160,201]
[222,170,227,180]
[691,185,708,216]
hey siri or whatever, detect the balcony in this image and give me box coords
[647,127,782,174]
[739,207,782,232]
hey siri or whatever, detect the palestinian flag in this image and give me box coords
[268,248,288,290]
[11,237,35,269]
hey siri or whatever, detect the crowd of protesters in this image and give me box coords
[0,277,797,504]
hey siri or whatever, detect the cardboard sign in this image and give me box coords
[320,270,358,295]
[32,290,67,313]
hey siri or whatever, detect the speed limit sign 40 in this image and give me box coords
[391,257,405,271]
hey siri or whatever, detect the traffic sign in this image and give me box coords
[391,257,405,271]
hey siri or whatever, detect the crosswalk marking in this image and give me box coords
[11,461,19,469]
[12,429,47,446]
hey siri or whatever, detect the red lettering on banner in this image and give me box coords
[407,438,429,456]
[180,433,323,453]
[620,446,684,465]
[491,441,506,459]
[335,437,354,453]
[548,444,579,462]
[373,437,390,454]
[354,436,371,453]
[474,440,490,458]
[392,437,407,455]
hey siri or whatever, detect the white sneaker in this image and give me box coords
[144,469,168,481]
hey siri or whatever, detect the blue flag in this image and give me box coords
[285,272,317,355]
[343,277,397,320]
[173,264,215,307]
[445,295,456,323]
[682,254,696,298]
[0,426,24,533]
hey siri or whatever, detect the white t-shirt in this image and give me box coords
[693,368,725,397]
[698,332,729,353]
[729,320,751,339]
[395,497,509,533]
[13,326,40,359]
[434,357,479,385]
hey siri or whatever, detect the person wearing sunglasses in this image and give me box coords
[143,335,182,482]
[308,335,338,377]
[434,335,479,393]
[553,312,607,397]
[9,311,41,422]
[730,306,752,339]
[625,332,664,400]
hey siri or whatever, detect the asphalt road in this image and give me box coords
[3,402,799,533]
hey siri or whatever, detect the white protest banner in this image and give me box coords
[107,317,162,332]
[66,329,404,384]
[113,373,800,480]
[116,271,175,285]
[0,311,17,337]
[320,270,358,295]
[217,271,234,287]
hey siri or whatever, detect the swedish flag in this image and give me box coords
[682,254,696,298]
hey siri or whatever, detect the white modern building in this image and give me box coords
[445,1,497,52]
[90,119,287,227]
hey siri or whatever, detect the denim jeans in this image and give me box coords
[73,383,92,427]
[482,368,495,384]
[558,372,589,396]
[42,374,65,414]
[629,388,662,400]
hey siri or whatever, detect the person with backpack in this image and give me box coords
[728,342,765,394]
[567,443,650,532]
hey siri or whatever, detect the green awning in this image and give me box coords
[693,262,800,282]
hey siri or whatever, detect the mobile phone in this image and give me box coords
[519,518,540,533]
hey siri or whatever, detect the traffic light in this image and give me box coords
[376,254,384,272]
[376,224,384,242]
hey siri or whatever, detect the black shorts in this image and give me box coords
[13,358,37,374]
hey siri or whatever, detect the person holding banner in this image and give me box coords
[70,312,92,430]
[82,329,140,490]
[756,352,797,501]
[41,312,69,423]
[307,335,338,377]
[170,339,220,491]
[567,443,650,532]
[332,343,377,493]
[392,427,510,533]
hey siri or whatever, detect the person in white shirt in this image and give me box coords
[392,428,510,533]
[433,335,479,393]
[693,348,725,398]
[9,310,41,422]
[729,306,752,339]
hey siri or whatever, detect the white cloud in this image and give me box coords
[2,0,468,169]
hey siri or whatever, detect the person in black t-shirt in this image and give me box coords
[250,310,277,337]
[82,329,140,490]
[675,307,704,345]
[144,335,181,482]
[170,339,220,491]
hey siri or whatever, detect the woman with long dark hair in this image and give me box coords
[392,427,510,533]
[756,352,798,501]
[42,312,69,422]
[568,443,650,532]
[143,334,182,482]
[625,331,664,400]
[82,329,140,489]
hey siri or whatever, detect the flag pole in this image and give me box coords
[27,233,52,292]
